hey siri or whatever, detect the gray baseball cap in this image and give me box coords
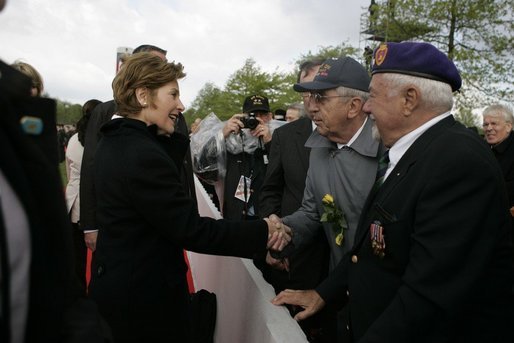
[293,57,370,93]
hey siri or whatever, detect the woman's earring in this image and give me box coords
[142,102,147,108]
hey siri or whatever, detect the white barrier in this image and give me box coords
[187,176,308,343]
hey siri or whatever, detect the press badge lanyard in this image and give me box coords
[258,136,269,165]
[236,131,252,218]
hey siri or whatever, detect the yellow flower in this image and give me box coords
[335,233,344,246]
[322,194,334,205]
[320,193,347,246]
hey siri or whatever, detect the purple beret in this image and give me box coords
[371,42,462,92]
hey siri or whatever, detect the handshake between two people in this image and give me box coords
[264,214,326,322]
[263,214,292,272]
[264,214,292,254]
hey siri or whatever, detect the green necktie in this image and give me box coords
[374,150,390,188]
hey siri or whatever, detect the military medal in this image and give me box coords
[370,220,386,258]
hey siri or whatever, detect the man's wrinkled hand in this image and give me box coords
[271,289,325,321]
[266,251,289,271]
[264,216,292,251]
[268,214,282,228]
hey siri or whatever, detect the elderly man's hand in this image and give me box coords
[271,289,326,321]
[264,216,292,251]
[266,251,289,271]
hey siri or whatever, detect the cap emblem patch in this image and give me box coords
[317,63,331,77]
[374,44,388,66]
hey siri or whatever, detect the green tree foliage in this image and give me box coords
[56,100,82,125]
[363,0,513,112]
[454,106,480,129]
[186,82,228,122]
[296,43,361,65]
[366,0,435,42]
[184,44,358,125]
[223,59,298,120]
[185,59,298,123]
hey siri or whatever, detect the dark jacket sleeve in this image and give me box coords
[259,129,284,217]
[315,253,350,309]
[124,145,268,258]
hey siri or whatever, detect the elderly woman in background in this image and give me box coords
[11,60,44,97]
[65,98,101,293]
[87,53,290,343]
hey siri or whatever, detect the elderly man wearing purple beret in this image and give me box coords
[273,41,514,343]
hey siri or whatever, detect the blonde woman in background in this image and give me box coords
[11,60,44,97]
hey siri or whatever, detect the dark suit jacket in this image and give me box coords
[88,118,268,342]
[175,114,197,203]
[79,100,117,231]
[222,143,269,220]
[317,116,514,342]
[491,132,514,251]
[492,131,514,206]
[80,101,195,231]
[258,117,329,291]
[0,61,110,343]
[260,117,312,216]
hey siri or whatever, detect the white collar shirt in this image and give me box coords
[337,117,368,150]
[385,111,452,180]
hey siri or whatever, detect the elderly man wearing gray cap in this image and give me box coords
[267,56,382,341]
[273,42,514,342]
[270,56,382,271]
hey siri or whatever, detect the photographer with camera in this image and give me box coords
[223,96,273,144]
[219,95,281,220]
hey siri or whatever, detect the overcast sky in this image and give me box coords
[0,0,371,108]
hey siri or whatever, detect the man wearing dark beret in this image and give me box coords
[273,41,514,342]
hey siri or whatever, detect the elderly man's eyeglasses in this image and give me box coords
[301,92,349,104]
[482,121,507,129]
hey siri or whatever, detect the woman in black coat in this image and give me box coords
[87,53,289,343]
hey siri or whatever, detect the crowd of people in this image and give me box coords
[1,0,514,341]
